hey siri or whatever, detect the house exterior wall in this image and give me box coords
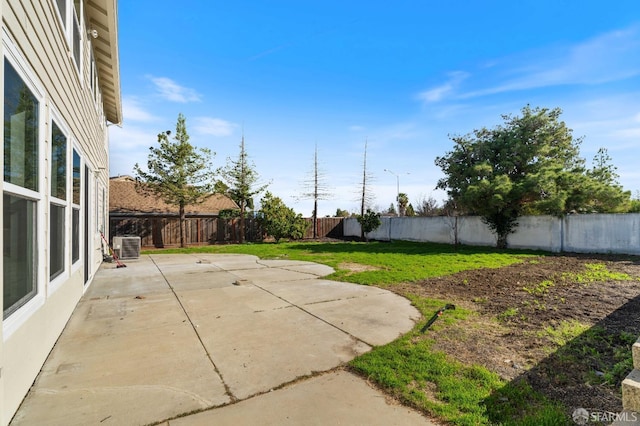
[1,1,120,423]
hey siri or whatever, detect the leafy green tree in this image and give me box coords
[406,203,416,217]
[219,136,268,243]
[397,192,409,216]
[258,192,309,242]
[582,148,630,213]
[357,208,381,241]
[435,106,630,248]
[134,113,215,248]
[386,203,397,215]
[335,208,350,217]
[218,209,240,219]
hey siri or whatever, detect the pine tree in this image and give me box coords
[220,135,268,243]
[134,113,215,248]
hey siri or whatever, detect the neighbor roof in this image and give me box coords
[109,176,239,215]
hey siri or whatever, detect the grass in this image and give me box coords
[523,279,554,296]
[143,241,574,424]
[563,262,633,284]
[350,296,566,425]
[497,307,519,322]
[537,320,591,347]
[143,240,533,286]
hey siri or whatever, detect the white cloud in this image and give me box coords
[108,124,159,176]
[460,25,640,99]
[192,117,238,136]
[148,76,202,103]
[349,125,365,131]
[122,97,158,122]
[417,71,469,104]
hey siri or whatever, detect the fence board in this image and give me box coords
[110,216,344,247]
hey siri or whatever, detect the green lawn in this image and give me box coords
[143,241,567,425]
[143,240,533,286]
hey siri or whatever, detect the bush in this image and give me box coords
[258,192,309,242]
[357,208,381,240]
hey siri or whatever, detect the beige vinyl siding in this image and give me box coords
[2,0,115,422]
[3,0,108,177]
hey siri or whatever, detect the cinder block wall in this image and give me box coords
[622,338,640,411]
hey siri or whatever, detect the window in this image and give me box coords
[72,149,81,263]
[49,204,65,279]
[51,121,66,199]
[4,60,39,191]
[50,121,67,280]
[54,0,83,74]
[55,0,66,27]
[3,57,41,318]
[71,0,82,71]
[4,194,37,318]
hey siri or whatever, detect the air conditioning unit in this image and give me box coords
[112,236,141,259]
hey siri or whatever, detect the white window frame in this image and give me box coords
[48,110,71,294]
[52,0,83,79]
[88,48,105,130]
[84,157,97,287]
[3,30,47,338]
[71,145,83,274]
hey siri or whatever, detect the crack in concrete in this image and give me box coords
[149,256,238,403]
[34,384,218,407]
[247,272,376,348]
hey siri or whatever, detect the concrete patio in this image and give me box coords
[10,254,434,425]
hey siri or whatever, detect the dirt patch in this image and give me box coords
[339,262,381,273]
[392,253,640,415]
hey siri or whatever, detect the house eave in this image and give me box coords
[86,0,122,124]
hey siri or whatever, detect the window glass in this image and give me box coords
[72,208,80,263]
[72,149,80,264]
[72,149,80,204]
[4,59,39,191]
[3,193,37,318]
[51,121,67,200]
[56,0,67,26]
[50,204,65,279]
[72,13,81,69]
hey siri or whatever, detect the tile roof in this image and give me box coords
[109,176,238,215]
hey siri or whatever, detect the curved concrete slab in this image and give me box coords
[11,254,426,426]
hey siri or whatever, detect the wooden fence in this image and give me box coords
[303,217,344,239]
[109,216,344,247]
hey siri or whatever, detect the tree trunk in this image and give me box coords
[496,232,508,249]
[313,199,318,239]
[239,200,245,244]
[179,202,186,248]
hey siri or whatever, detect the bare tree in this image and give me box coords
[297,143,332,238]
[415,194,441,217]
[357,140,375,239]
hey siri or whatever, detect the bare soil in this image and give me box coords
[392,253,640,415]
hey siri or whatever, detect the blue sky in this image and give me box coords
[109,1,640,217]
